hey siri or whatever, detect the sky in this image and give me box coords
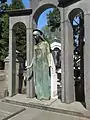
[7,0,52,29]
[7,0,30,8]
[37,9,53,29]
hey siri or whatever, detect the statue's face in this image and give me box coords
[33,34,40,44]
[33,30,41,44]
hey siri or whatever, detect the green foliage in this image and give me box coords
[10,0,26,61]
[10,1,26,61]
[13,22,26,61]
[11,0,25,9]
[0,0,26,69]
[47,8,61,32]
[42,8,61,47]
[42,25,61,44]
[0,3,9,69]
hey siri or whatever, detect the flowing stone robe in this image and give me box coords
[33,41,51,100]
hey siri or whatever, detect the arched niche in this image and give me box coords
[65,0,90,21]
[51,42,61,50]
[68,8,85,103]
[67,4,90,109]
[51,42,61,70]
[50,42,61,99]
[12,22,26,94]
[9,16,30,30]
[8,9,32,97]
[28,2,61,98]
[33,4,60,24]
[12,22,26,38]
[29,1,75,103]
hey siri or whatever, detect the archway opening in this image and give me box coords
[32,4,62,100]
[69,8,85,103]
[12,22,26,95]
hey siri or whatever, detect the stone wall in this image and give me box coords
[0,70,8,99]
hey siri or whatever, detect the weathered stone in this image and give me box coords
[0,102,25,120]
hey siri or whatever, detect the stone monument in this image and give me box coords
[7,0,90,110]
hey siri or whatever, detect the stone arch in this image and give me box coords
[8,9,32,97]
[50,42,61,51]
[32,3,60,24]
[9,21,27,96]
[66,8,84,21]
[12,22,27,94]
[9,16,30,30]
[68,8,84,22]
[29,1,61,29]
[12,22,27,31]
[68,8,85,102]
[65,0,90,21]
[27,2,61,98]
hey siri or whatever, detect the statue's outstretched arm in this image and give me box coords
[26,58,34,69]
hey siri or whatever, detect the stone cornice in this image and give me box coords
[58,0,81,7]
[6,9,32,17]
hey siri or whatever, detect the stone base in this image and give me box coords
[2,94,90,119]
[51,95,58,99]
[3,94,57,106]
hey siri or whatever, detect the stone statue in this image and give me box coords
[27,29,51,100]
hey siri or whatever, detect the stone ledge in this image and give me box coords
[2,99,85,119]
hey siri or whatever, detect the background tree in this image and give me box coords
[13,22,26,61]
[10,0,26,62]
[0,2,9,69]
[11,0,25,9]
[41,8,61,45]
[47,8,61,32]
[0,0,25,69]
[42,25,61,44]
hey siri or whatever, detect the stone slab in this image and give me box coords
[0,110,10,120]
[50,99,86,112]
[2,94,90,119]
[3,94,57,106]
[0,102,25,120]
[9,108,89,120]
[32,111,89,120]
[9,108,42,120]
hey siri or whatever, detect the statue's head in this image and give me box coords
[33,29,44,44]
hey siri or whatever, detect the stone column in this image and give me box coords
[64,20,74,103]
[8,29,16,96]
[84,14,90,109]
[61,7,74,103]
[60,7,65,102]
[26,26,35,98]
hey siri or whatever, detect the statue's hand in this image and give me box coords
[28,71,33,81]
[26,63,33,69]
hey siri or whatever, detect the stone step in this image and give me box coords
[2,98,86,119]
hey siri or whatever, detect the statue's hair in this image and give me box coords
[33,29,45,41]
[33,29,44,36]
